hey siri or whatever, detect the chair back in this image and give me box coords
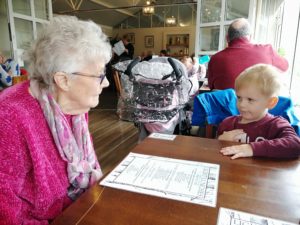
[192,89,300,137]
[192,89,238,138]
[192,89,239,127]
[269,96,300,135]
[12,75,28,85]
[113,70,122,96]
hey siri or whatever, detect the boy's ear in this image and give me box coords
[268,96,279,109]
[53,72,70,91]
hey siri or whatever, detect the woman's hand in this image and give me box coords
[220,144,253,159]
[218,129,245,142]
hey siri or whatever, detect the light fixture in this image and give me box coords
[166,16,176,25]
[143,0,155,16]
[65,0,83,10]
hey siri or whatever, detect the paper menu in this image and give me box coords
[148,132,176,141]
[113,40,125,56]
[100,152,219,207]
[217,207,297,225]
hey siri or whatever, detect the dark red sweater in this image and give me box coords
[218,114,300,159]
[207,38,289,90]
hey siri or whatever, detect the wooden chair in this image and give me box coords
[12,75,28,85]
[194,124,218,138]
[192,91,300,138]
[113,70,122,96]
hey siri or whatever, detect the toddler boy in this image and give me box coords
[218,64,300,159]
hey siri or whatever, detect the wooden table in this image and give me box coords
[52,135,300,225]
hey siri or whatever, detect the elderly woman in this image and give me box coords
[0,16,111,224]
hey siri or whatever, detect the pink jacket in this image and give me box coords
[0,81,74,224]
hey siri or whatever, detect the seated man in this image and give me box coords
[207,18,288,90]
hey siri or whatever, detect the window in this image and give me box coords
[199,26,219,51]
[195,0,300,106]
[4,0,52,66]
[0,1,11,57]
[14,18,34,49]
[34,0,50,20]
[152,7,165,27]
[254,0,300,106]
[280,0,300,106]
[12,0,31,16]
[115,4,197,28]
[225,0,250,20]
[200,0,221,23]
[195,0,253,55]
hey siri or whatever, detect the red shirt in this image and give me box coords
[207,38,289,90]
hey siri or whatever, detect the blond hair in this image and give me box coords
[235,64,281,97]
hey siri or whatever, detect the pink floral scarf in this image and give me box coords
[30,81,103,200]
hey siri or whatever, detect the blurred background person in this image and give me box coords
[207,18,288,90]
[119,33,134,60]
[159,49,168,57]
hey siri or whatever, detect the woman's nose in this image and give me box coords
[101,77,109,88]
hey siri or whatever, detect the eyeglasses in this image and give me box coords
[71,72,106,85]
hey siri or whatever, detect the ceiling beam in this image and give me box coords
[56,1,197,14]
[89,0,136,17]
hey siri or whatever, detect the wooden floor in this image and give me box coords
[88,88,138,175]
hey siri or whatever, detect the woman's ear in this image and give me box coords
[268,96,279,109]
[53,72,70,91]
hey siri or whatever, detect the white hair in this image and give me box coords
[24,16,112,89]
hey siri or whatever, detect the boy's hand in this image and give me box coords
[220,144,253,159]
[218,129,245,142]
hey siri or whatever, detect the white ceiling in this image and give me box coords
[52,0,197,28]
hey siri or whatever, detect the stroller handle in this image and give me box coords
[124,56,141,79]
[167,57,182,81]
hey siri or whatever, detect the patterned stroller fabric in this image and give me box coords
[113,57,193,135]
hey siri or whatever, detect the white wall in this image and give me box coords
[100,24,113,37]
[113,26,196,57]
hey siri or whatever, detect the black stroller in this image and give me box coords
[113,57,195,141]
